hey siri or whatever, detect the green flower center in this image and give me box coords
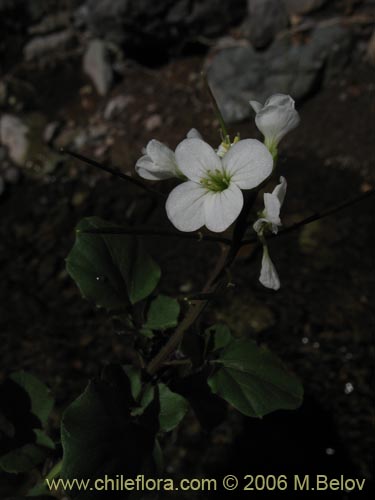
[200,169,231,192]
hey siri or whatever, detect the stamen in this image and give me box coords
[200,169,231,192]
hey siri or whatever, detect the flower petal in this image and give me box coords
[223,139,273,190]
[175,138,222,182]
[264,94,295,107]
[146,139,179,175]
[186,128,203,140]
[249,100,263,113]
[135,155,174,181]
[259,245,280,290]
[166,181,207,232]
[136,140,179,180]
[272,176,287,206]
[263,193,281,228]
[255,101,300,145]
[204,183,243,233]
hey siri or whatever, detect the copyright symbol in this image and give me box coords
[223,475,238,490]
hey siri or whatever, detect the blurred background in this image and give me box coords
[0,0,374,498]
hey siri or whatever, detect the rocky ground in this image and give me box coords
[0,1,374,499]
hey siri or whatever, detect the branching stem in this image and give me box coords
[82,226,231,245]
[241,188,375,247]
[146,187,374,376]
[146,192,257,375]
[62,149,165,198]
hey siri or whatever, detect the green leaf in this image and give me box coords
[144,295,180,330]
[0,373,54,473]
[158,383,189,432]
[34,429,55,450]
[206,324,232,351]
[123,365,142,400]
[66,217,160,310]
[131,384,155,417]
[0,443,49,473]
[61,374,158,497]
[10,371,53,426]
[123,374,189,432]
[208,339,303,418]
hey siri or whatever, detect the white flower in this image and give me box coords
[253,176,287,291]
[216,135,240,158]
[186,128,203,140]
[135,140,180,180]
[166,138,273,233]
[135,128,202,181]
[259,245,280,291]
[249,94,300,153]
[253,176,287,235]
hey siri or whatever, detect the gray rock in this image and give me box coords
[83,39,113,96]
[23,30,74,61]
[144,114,162,132]
[283,0,328,15]
[104,95,133,120]
[78,0,247,56]
[0,114,29,166]
[207,24,352,123]
[29,11,70,35]
[245,0,289,49]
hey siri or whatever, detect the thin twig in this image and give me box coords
[201,72,229,139]
[82,226,231,245]
[62,149,165,198]
[241,188,375,247]
[146,188,374,375]
[146,192,257,376]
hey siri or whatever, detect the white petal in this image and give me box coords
[263,193,281,228]
[255,103,300,145]
[249,100,263,113]
[264,94,295,108]
[186,128,203,140]
[203,183,243,233]
[166,181,207,232]
[216,143,228,158]
[272,176,287,206]
[223,139,273,190]
[135,155,176,181]
[146,139,178,175]
[259,245,280,290]
[175,138,222,182]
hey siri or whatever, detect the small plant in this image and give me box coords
[1,82,372,499]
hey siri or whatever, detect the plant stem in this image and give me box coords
[82,226,232,245]
[146,192,257,376]
[241,188,375,247]
[45,459,62,482]
[146,187,374,376]
[62,149,165,198]
[202,72,229,139]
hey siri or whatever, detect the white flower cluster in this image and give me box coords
[253,177,287,291]
[135,94,300,290]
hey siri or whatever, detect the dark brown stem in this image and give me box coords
[62,149,165,198]
[146,187,374,376]
[82,226,231,245]
[241,188,375,247]
[146,193,257,376]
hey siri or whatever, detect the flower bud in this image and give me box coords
[249,94,300,156]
